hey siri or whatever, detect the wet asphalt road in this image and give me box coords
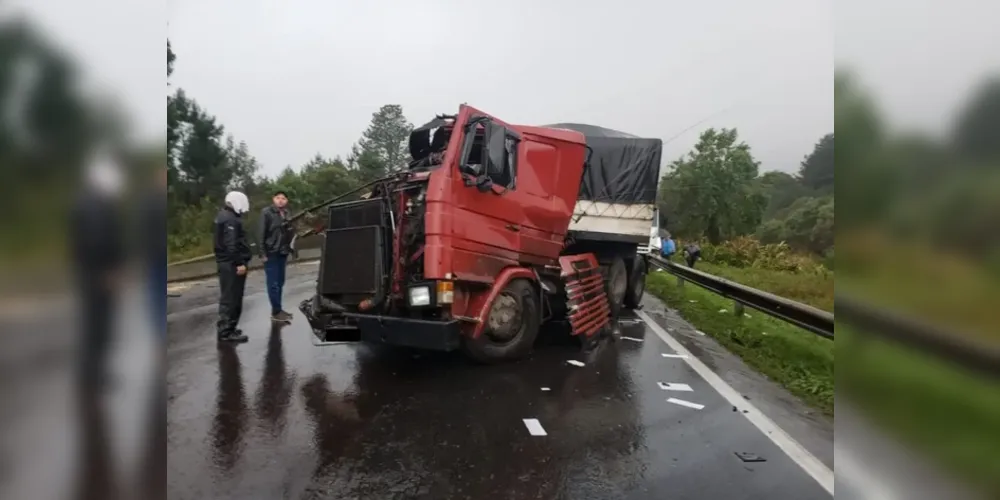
[167,264,834,500]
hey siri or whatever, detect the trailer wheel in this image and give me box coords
[624,257,646,309]
[606,257,628,318]
[462,279,540,364]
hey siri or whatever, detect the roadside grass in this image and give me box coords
[838,325,1000,496]
[692,262,833,312]
[646,269,834,415]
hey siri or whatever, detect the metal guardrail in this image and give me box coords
[646,254,834,339]
[835,293,1000,379]
[646,254,1000,380]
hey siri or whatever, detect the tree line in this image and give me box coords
[658,127,834,257]
[167,39,414,259]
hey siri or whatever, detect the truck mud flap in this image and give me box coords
[299,297,362,346]
[558,253,611,337]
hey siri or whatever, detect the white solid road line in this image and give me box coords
[620,336,644,342]
[637,310,834,497]
[523,418,547,436]
[666,397,705,410]
[657,382,693,392]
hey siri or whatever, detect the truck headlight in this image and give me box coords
[408,286,431,306]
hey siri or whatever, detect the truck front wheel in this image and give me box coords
[462,279,540,363]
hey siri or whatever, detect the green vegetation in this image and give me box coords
[646,266,834,415]
[698,236,830,276]
[658,127,834,258]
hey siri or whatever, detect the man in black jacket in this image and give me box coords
[215,191,254,342]
[258,190,295,323]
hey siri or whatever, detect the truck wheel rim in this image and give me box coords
[486,292,521,342]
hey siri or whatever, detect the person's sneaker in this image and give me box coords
[218,331,249,343]
[278,310,294,321]
[271,312,292,323]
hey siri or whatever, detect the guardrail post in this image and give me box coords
[734,301,745,318]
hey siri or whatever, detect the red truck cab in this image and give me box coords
[303,105,615,362]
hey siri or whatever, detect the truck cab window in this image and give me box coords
[485,125,518,189]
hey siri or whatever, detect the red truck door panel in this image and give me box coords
[445,106,564,280]
[423,105,585,284]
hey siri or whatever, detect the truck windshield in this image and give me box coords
[408,117,455,171]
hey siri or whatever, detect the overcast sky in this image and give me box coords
[10,0,998,179]
[163,0,833,177]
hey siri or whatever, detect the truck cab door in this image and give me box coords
[448,106,528,281]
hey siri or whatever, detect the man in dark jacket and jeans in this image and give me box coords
[215,191,254,342]
[259,190,295,323]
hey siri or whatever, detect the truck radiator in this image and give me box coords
[318,199,388,299]
[558,253,611,337]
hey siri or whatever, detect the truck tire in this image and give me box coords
[624,256,646,310]
[606,257,628,318]
[462,279,540,364]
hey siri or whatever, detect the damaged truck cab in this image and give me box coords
[302,104,661,363]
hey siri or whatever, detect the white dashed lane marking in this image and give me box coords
[661,353,689,359]
[657,382,693,392]
[523,419,547,436]
[666,398,705,410]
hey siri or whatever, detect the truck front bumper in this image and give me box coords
[301,296,462,351]
[345,313,462,351]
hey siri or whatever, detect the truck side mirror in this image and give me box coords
[484,121,506,178]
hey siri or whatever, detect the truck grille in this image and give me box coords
[319,226,383,295]
[318,199,388,298]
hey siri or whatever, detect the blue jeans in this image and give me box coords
[264,253,288,314]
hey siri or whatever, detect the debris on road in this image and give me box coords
[734,452,766,463]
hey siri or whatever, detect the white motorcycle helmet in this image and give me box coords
[225,191,250,215]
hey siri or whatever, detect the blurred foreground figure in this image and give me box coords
[68,151,126,500]
[214,191,252,343]
[70,151,126,392]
